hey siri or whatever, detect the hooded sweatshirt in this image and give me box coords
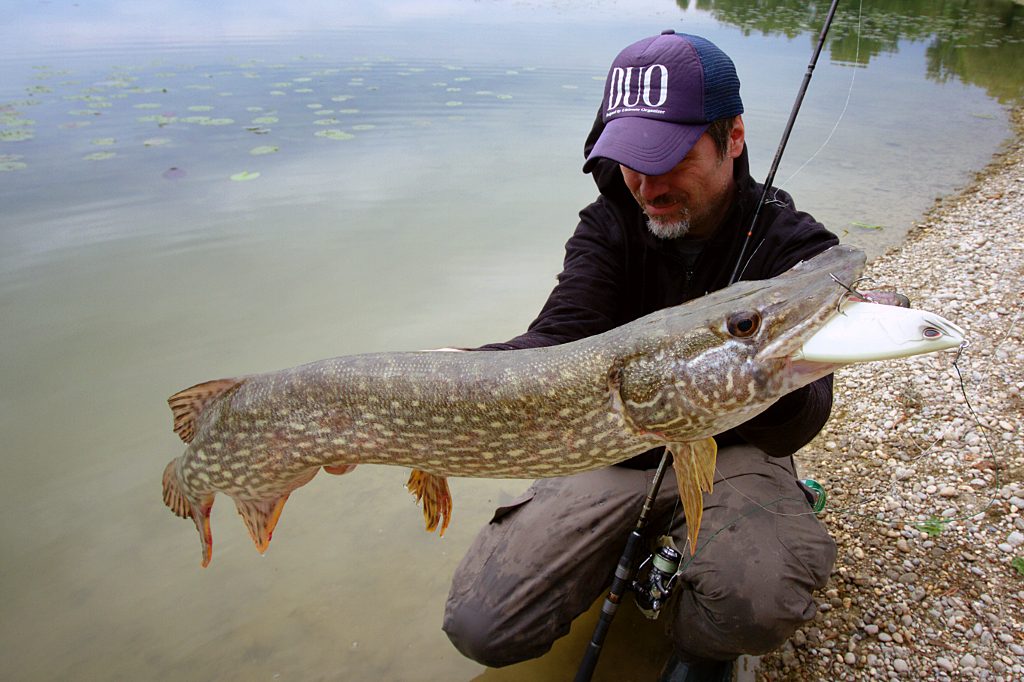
[476,114,839,467]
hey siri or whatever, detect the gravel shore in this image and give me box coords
[755,107,1024,680]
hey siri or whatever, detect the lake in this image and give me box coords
[2,1,1022,679]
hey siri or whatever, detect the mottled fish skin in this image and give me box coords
[163,245,866,566]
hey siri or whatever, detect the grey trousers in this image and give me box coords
[442,444,836,667]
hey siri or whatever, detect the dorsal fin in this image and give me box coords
[167,378,243,443]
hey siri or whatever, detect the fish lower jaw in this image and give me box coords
[786,358,842,387]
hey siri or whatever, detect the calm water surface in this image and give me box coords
[2,1,1023,679]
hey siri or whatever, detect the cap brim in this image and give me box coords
[583,117,709,176]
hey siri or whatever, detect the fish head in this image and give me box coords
[612,244,867,440]
[614,243,965,443]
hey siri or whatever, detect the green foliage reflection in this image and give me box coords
[698,0,1024,102]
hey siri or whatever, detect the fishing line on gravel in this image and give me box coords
[678,333,1006,570]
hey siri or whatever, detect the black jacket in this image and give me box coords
[478,115,839,466]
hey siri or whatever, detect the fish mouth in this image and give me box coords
[754,244,965,370]
[755,245,867,363]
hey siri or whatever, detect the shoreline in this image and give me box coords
[756,106,1024,679]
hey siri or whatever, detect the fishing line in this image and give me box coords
[704,334,1006,538]
[773,0,865,195]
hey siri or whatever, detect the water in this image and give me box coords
[2,1,1022,679]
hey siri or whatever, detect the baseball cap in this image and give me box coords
[583,30,743,176]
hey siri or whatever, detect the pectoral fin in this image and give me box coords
[406,469,452,536]
[669,437,718,555]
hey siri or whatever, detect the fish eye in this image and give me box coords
[727,312,761,338]
[922,326,942,339]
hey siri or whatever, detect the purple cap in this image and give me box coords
[584,30,743,176]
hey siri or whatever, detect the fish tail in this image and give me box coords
[162,458,215,567]
[406,469,452,536]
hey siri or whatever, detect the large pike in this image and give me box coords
[162,245,964,566]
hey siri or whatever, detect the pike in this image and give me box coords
[161,245,964,566]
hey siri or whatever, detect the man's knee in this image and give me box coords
[443,599,550,668]
[669,578,820,659]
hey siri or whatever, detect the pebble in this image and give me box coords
[894,659,909,673]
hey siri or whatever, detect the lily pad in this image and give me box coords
[83,151,115,161]
[187,105,214,112]
[0,129,34,142]
[351,124,375,131]
[251,116,278,124]
[91,137,116,146]
[314,129,354,141]
[330,95,353,102]
[246,127,271,135]
[137,114,177,126]
[0,154,27,171]
[445,101,463,107]
[314,118,340,126]
[249,145,278,155]
[143,137,171,147]
[230,170,261,181]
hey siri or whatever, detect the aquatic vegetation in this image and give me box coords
[0,154,27,171]
[83,151,115,161]
[230,171,260,181]
[314,129,354,140]
[0,129,34,142]
[249,145,278,155]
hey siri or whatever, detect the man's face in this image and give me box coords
[620,119,744,240]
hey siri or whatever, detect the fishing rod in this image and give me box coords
[574,2,842,679]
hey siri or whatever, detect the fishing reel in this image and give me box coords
[631,540,682,620]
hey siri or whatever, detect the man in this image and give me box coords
[442,31,838,681]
